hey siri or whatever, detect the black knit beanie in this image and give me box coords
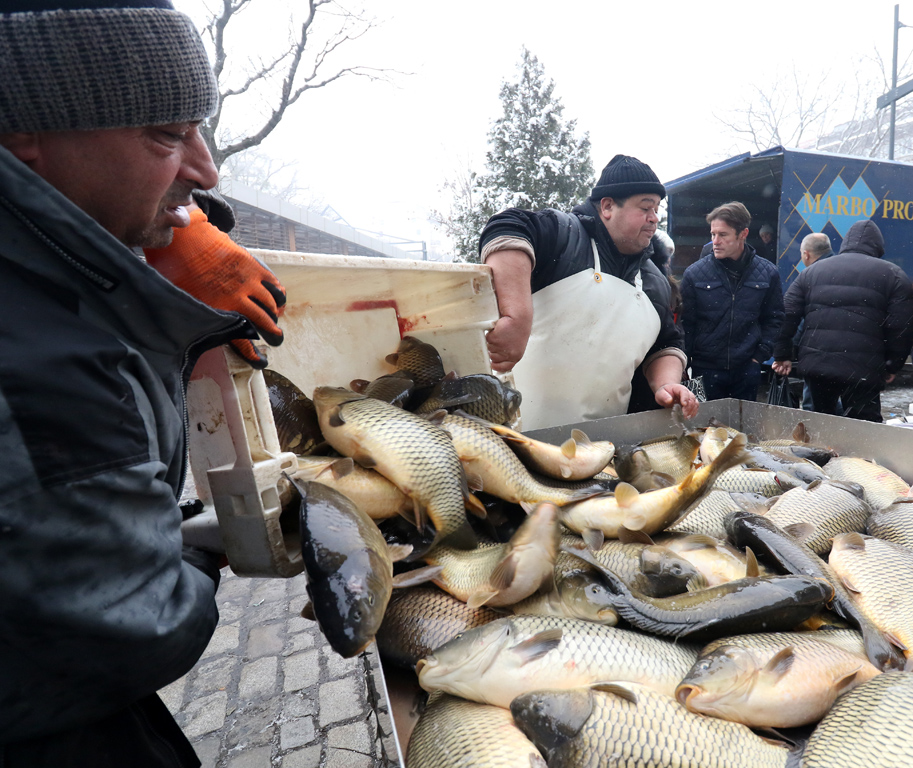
[0,0,218,132]
[591,154,665,201]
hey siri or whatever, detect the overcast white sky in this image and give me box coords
[176,0,909,259]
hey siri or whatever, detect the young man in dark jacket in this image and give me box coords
[680,202,784,401]
[0,1,285,765]
[772,220,913,422]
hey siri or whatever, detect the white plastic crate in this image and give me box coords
[184,252,498,577]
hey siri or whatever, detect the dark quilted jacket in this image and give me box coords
[680,245,784,369]
[772,220,913,383]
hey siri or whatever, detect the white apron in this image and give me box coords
[510,240,661,431]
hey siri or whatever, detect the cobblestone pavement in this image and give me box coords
[159,569,401,768]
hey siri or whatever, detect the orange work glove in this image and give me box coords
[145,208,287,369]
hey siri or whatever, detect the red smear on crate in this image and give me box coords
[346,299,414,337]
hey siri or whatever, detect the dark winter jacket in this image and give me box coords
[773,220,913,384]
[0,145,254,744]
[479,200,685,411]
[680,244,784,370]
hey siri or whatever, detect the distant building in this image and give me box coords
[220,179,416,259]
[805,101,913,162]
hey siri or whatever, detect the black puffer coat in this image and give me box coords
[773,220,913,383]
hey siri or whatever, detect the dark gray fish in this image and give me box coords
[290,478,409,657]
[415,372,522,426]
[385,335,446,388]
[262,368,323,455]
[725,507,903,671]
[350,370,415,407]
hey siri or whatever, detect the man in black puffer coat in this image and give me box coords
[680,202,784,402]
[772,220,913,421]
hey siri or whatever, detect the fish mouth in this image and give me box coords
[675,684,701,709]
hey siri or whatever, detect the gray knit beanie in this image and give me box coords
[591,154,666,202]
[0,0,219,132]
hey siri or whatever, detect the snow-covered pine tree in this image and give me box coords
[437,48,593,262]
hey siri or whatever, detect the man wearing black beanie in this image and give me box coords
[478,154,697,430]
[0,2,282,765]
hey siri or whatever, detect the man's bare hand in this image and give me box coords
[485,248,534,373]
[772,360,792,376]
[486,315,529,372]
[655,382,699,420]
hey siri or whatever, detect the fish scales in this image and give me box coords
[866,498,913,549]
[441,412,593,506]
[668,489,768,539]
[765,480,871,556]
[726,511,902,671]
[313,388,475,548]
[375,586,500,669]
[712,466,801,496]
[828,533,913,665]
[406,692,546,768]
[802,672,913,767]
[679,631,881,727]
[416,615,700,708]
[511,685,792,768]
[823,456,911,510]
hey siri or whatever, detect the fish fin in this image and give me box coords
[300,600,316,621]
[487,422,523,439]
[408,500,429,531]
[384,352,399,366]
[805,478,824,491]
[839,575,861,594]
[511,629,563,665]
[467,591,498,609]
[464,470,484,493]
[833,669,860,697]
[762,646,796,680]
[618,527,654,546]
[676,534,721,551]
[520,501,537,516]
[905,654,913,672]
[352,450,376,469]
[465,492,488,519]
[349,378,369,393]
[560,437,578,459]
[327,457,355,480]
[391,564,443,589]
[571,429,592,447]
[755,728,796,748]
[653,471,676,488]
[728,491,768,515]
[745,547,760,578]
[707,431,750,478]
[887,631,909,652]
[793,422,809,443]
[559,465,572,479]
[582,528,604,551]
[784,522,814,543]
[840,532,867,550]
[489,553,517,592]
[439,520,478,550]
[614,482,640,508]
[328,405,346,428]
[590,682,638,703]
[425,409,448,426]
[386,543,413,563]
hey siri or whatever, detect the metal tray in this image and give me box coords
[378,399,913,765]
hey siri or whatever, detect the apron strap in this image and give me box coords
[591,238,643,289]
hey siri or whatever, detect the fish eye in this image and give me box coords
[671,564,683,576]
[368,595,375,606]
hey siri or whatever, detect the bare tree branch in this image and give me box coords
[199,0,396,169]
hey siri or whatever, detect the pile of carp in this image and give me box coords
[267,335,913,768]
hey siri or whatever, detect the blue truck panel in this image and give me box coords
[665,146,913,289]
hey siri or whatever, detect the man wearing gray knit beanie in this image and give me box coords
[478,154,698,430]
[0,2,281,765]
